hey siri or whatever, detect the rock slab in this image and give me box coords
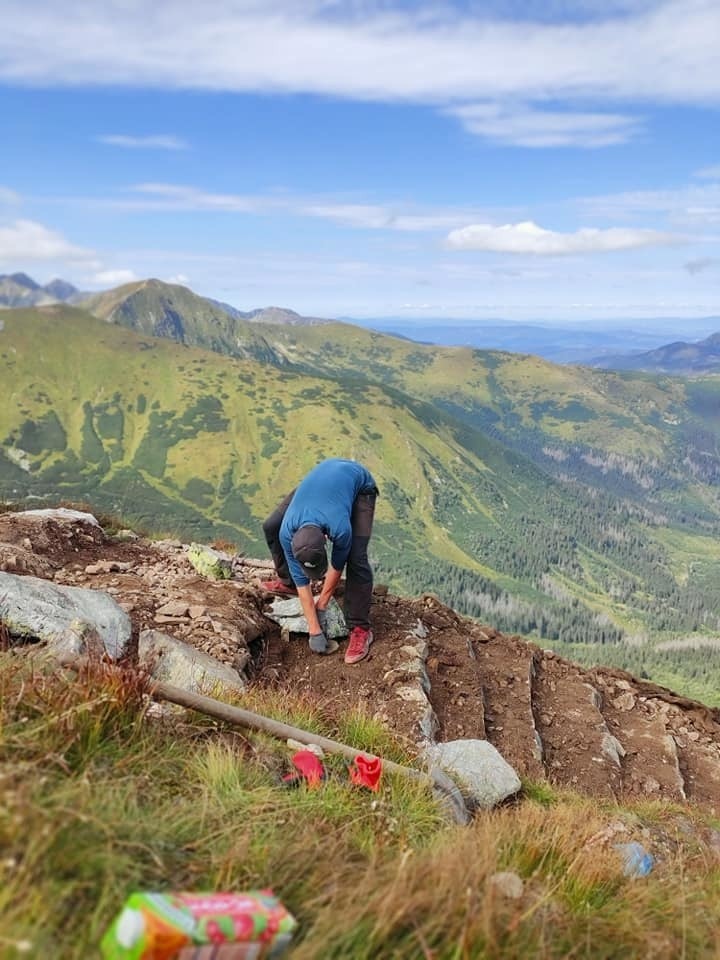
[266,596,347,639]
[0,570,131,659]
[139,629,245,695]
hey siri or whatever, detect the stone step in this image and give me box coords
[471,632,545,781]
[426,622,487,743]
[591,673,686,802]
[532,654,622,798]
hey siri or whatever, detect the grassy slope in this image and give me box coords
[2,657,720,960]
[0,305,529,572]
[263,322,720,521]
[4,304,720,696]
[258,321,691,459]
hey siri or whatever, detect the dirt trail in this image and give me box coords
[3,510,720,811]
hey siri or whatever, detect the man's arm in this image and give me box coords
[297,584,322,635]
[316,567,342,610]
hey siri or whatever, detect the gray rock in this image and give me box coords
[21,507,101,527]
[51,620,106,659]
[265,596,347,639]
[139,629,246,695]
[155,600,190,617]
[0,571,131,659]
[419,705,440,741]
[424,738,522,810]
[601,732,626,766]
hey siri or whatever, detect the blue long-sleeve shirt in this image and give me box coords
[280,459,377,586]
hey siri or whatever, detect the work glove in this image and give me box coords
[317,608,328,632]
[309,631,329,654]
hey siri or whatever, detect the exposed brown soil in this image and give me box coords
[3,509,720,811]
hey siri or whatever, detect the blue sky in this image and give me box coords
[1,0,719,325]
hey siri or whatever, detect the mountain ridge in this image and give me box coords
[0,272,82,308]
[590,330,720,374]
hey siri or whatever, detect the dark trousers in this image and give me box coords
[262,490,377,630]
[262,489,297,588]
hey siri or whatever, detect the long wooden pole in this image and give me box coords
[151,680,469,825]
[57,656,469,825]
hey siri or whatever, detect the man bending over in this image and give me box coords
[261,458,378,664]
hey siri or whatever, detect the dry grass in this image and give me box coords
[211,538,239,554]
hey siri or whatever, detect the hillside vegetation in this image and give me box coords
[3,297,720,697]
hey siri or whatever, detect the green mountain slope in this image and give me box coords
[4,303,720,701]
[80,278,285,362]
[258,320,720,521]
[77,278,720,527]
[0,305,543,573]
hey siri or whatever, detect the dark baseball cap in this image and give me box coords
[291,525,328,579]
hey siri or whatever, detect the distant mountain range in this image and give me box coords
[4,272,719,371]
[0,273,330,328]
[361,318,720,368]
[208,298,331,326]
[0,272,84,308]
[589,332,720,374]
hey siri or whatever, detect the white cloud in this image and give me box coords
[694,165,720,180]
[0,219,92,260]
[445,220,677,254]
[1,1,719,121]
[98,134,189,150]
[127,183,267,213]
[447,103,641,147]
[296,202,471,231]
[112,183,487,231]
[580,182,720,226]
[164,273,190,285]
[0,187,21,205]
[91,269,138,285]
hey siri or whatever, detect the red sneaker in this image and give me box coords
[260,578,297,596]
[344,626,374,664]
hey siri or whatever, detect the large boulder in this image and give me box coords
[139,629,245,695]
[20,507,101,527]
[0,571,131,660]
[424,739,522,810]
